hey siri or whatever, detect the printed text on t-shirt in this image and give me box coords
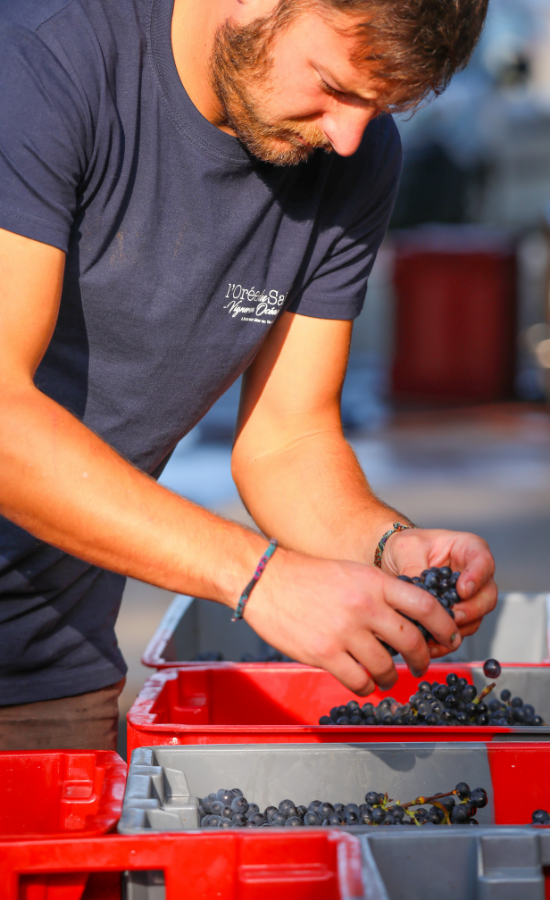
[223,283,286,325]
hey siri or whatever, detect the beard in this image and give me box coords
[209,14,333,166]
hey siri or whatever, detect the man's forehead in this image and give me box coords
[295,8,399,107]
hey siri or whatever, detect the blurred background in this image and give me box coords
[116,0,550,755]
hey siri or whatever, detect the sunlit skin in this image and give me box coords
[172,0,389,161]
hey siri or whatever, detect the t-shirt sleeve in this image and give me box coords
[287,115,402,320]
[0,23,89,252]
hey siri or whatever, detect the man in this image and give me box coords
[0,0,496,750]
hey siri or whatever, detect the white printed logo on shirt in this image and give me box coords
[223,282,286,325]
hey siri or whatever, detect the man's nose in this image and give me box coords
[321,105,378,156]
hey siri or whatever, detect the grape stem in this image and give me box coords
[401,789,457,809]
[431,800,452,824]
[473,682,496,705]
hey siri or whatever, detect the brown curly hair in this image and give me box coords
[262,0,489,112]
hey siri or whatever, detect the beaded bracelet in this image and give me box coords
[374,522,416,568]
[232,539,279,622]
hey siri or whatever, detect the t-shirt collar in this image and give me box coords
[149,0,254,164]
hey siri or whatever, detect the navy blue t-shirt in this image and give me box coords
[0,0,401,704]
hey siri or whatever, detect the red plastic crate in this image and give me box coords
[0,830,363,900]
[126,662,550,756]
[486,742,550,825]
[391,229,517,402]
[0,751,126,840]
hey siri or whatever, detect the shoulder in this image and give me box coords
[0,0,145,70]
[0,0,79,33]
[0,0,145,133]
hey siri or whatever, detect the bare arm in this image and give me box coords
[0,230,463,694]
[232,310,497,652]
[233,312,401,562]
[0,229,267,601]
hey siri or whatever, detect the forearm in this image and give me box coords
[0,385,267,605]
[233,428,412,564]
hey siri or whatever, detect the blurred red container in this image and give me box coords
[126,662,550,757]
[0,830,362,900]
[0,750,126,900]
[391,227,517,402]
[0,750,126,841]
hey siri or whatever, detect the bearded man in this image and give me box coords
[0,0,496,750]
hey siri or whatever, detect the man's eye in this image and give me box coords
[322,80,344,98]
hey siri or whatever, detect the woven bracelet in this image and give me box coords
[232,539,278,622]
[374,522,416,568]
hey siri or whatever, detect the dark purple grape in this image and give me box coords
[455,782,471,800]
[483,658,501,679]
[231,796,249,815]
[327,813,345,825]
[303,811,322,825]
[451,805,469,824]
[470,788,488,809]
[248,813,266,826]
[428,806,445,824]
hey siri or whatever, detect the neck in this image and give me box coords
[171,0,230,130]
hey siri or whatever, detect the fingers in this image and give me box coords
[453,577,498,626]
[325,651,377,697]
[353,608,432,680]
[455,536,496,600]
[384,578,462,652]
[429,642,455,660]
[428,610,489,658]
[347,631,402,690]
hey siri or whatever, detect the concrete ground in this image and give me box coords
[115,402,550,757]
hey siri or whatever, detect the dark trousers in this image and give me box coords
[0,678,125,751]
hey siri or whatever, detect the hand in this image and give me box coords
[245,548,463,696]
[381,527,498,659]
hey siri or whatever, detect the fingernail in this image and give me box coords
[451,632,461,646]
[466,580,475,597]
[454,609,466,623]
[412,668,424,679]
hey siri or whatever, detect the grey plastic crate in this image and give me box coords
[142,592,550,667]
[359,828,548,900]
[142,594,274,665]
[118,743,496,834]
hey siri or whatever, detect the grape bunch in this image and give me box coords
[199,782,487,828]
[380,565,463,656]
[319,662,545,727]
[532,809,550,825]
